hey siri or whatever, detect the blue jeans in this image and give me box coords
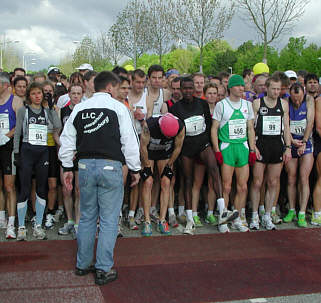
[76,159,123,272]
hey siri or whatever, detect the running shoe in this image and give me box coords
[58,222,74,235]
[240,211,248,227]
[31,216,36,229]
[6,225,16,239]
[205,214,218,225]
[134,208,144,225]
[183,220,195,235]
[150,208,159,223]
[45,213,55,229]
[297,213,307,228]
[261,216,276,230]
[283,210,297,223]
[141,221,152,237]
[231,217,249,232]
[17,226,27,241]
[0,218,7,229]
[128,216,139,230]
[219,209,239,225]
[218,223,230,233]
[168,214,179,228]
[311,212,321,226]
[158,220,171,235]
[271,211,282,224]
[249,215,260,230]
[193,215,203,227]
[54,208,64,222]
[33,224,47,240]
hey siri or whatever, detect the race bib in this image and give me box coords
[290,119,306,136]
[0,113,9,135]
[228,119,246,140]
[28,124,47,145]
[262,116,281,135]
[184,115,206,136]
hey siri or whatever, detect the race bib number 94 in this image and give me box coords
[262,116,281,135]
[290,119,306,136]
[228,119,246,140]
[184,115,206,136]
[0,113,9,135]
[29,124,48,145]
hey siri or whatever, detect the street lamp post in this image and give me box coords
[0,38,20,69]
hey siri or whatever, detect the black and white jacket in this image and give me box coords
[59,92,141,172]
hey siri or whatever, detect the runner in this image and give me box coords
[284,83,314,227]
[83,71,97,100]
[170,77,238,235]
[193,73,206,99]
[140,113,185,236]
[212,75,257,233]
[249,75,292,230]
[13,76,27,100]
[14,82,61,240]
[0,72,23,239]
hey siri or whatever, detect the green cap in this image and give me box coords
[228,74,245,89]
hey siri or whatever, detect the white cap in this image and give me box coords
[76,63,93,71]
[47,66,60,75]
[285,70,297,79]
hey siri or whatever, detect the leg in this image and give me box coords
[285,159,298,210]
[298,154,314,212]
[265,163,283,214]
[234,165,249,212]
[249,162,266,213]
[191,162,206,224]
[221,164,235,209]
[157,159,171,222]
[141,160,154,223]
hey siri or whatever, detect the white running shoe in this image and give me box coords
[261,216,276,230]
[6,225,16,239]
[17,226,27,241]
[231,217,249,232]
[45,213,55,229]
[218,223,230,233]
[183,220,195,235]
[33,224,47,240]
[134,208,144,225]
[0,218,7,229]
[249,215,260,230]
[219,209,239,225]
[54,208,64,222]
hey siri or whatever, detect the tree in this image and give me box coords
[72,36,97,68]
[145,0,175,65]
[238,0,311,63]
[96,30,122,66]
[173,0,235,73]
[110,0,151,68]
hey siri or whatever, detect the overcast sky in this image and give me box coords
[1,0,320,71]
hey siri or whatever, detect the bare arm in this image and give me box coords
[282,99,291,146]
[140,121,151,168]
[315,96,321,137]
[167,127,185,166]
[303,95,315,142]
[211,120,220,152]
[161,102,168,114]
[247,119,256,151]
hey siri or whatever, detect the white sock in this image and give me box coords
[192,211,198,217]
[128,210,135,218]
[299,211,305,215]
[217,198,225,215]
[168,208,175,216]
[0,211,5,221]
[272,206,276,212]
[259,205,265,213]
[186,209,193,221]
[150,206,156,214]
[241,208,246,215]
[252,211,258,218]
[58,205,64,211]
[207,210,213,216]
[8,216,15,226]
[314,211,321,218]
[178,206,185,216]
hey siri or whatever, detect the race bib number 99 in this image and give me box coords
[228,119,246,140]
[29,124,48,145]
[0,113,9,135]
[290,119,306,136]
[184,115,206,136]
[262,116,281,135]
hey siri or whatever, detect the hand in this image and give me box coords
[140,166,153,181]
[297,143,306,157]
[134,108,145,121]
[44,92,54,109]
[14,153,20,168]
[0,134,10,146]
[292,139,303,148]
[63,171,74,192]
[283,148,292,165]
[248,151,256,166]
[161,164,174,180]
[130,172,140,187]
[255,146,262,161]
[215,151,223,165]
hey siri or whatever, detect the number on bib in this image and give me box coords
[228,119,246,140]
[262,116,281,135]
[0,113,9,135]
[28,124,48,145]
[184,115,206,136]
[290,119,306,136]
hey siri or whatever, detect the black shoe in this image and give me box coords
[75,265,96,276]
[95,268,118,285]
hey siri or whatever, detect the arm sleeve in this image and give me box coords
[247,101,255,120]
[213,102,223,121]
[47,108,62,131]
[13,107,26,153]
[118,107,141,172]
[58,110,77,169]
[202,101,212,135]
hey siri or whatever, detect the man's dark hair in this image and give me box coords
[13,76,28,87]
[290,82,304,94]
[132,69,146,81]
[272,71,290,87]
[94,71,120,92]
[83,70,97,82]
[112,66,128,76]
[171,77,181,86]
[211,76,222,83]
[13,67,26,76]
[305,73,318,85]
[147,64,164,78]
[242,68,252,79]
[180,76,194,86]
[266,75,281,88]
[119,75,130,85]
[218,71,230,80]
[297,70,307,78]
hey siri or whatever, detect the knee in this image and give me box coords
[48,181,57,191]
[287,173,297,186]
[161,177,170,191]
[237,183,247,194]
[4,183,15,193]
[144,177,153,190]
[184,176,193,188]
[223,182,232,194]
[267,178,278,188]
[252,178,263,190]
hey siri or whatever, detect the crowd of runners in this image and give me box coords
[1,61,321,241]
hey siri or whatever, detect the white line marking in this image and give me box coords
[250,299,267,303]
